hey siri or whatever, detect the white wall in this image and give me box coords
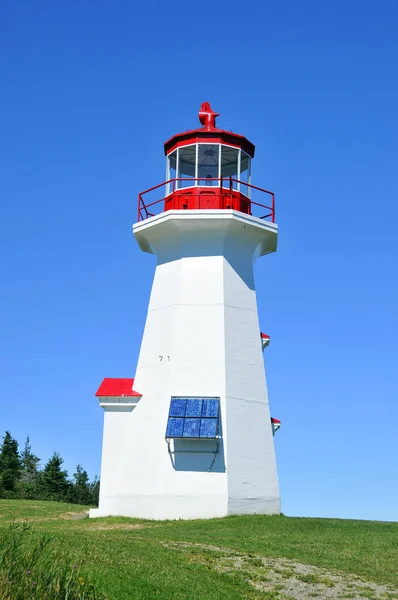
[92,211,280,519]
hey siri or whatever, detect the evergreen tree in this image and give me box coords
[74,464,90,488]
[68,465,92,505]
[0,432,98,504]
[0,431,21,491]
[89,476,100,506]
[41,452,70,500]
[20,436,40,483]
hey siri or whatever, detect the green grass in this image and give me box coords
[0,521,102,599]
[0,500,397,599]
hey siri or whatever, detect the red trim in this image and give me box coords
[261,333,270,340]
[95,378,142,397]
[164,187,251,214]
[164,130,255,157]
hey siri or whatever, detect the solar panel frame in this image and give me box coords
[166,397,220,439]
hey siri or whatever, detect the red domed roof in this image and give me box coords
[164,102,255,158]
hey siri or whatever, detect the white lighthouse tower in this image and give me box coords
[90,103,281,520]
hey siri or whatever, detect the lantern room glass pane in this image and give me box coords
[221,146,239,190]
[166,151,177,195]
[198,144,219,186]
[240,152,251,197]
[177,145,196,189]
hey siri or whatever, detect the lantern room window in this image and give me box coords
[168,151,177,192]
[198,144,219,186]
[177,145,196,188]
[166,144,251,196]
[240,152,251,196]
[221,146,239,191]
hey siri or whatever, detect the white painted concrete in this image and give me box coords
[91,210,280,520]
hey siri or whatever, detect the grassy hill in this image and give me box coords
[0,500,397,599]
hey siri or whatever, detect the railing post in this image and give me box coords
[229,175,232,194]
[272,193,275,223]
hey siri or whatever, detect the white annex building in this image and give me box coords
[90,103,281,520]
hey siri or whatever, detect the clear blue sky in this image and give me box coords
[1,0,397,521]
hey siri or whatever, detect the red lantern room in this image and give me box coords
[138,102,275,222]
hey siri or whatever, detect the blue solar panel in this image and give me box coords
[166,397,220,439]
[200,418,218,438]
[186,399,202,417]
[166,417,184,438]
[183,418,201,437]
[201,399,219,418]
[169,399,186,417]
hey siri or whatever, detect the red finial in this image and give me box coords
[198,102,219,130]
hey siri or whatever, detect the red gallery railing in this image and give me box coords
[137,177,275,223]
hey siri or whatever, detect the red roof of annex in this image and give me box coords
[95,378,142,397]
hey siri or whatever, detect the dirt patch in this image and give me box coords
[162,541,398,600]
[60,511,89,521]
[88,523,160,531]
[13,516,60,523]
[12,511,89,523]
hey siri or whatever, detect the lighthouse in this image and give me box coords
[90,103,280,520]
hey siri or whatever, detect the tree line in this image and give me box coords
[0,431,99,506]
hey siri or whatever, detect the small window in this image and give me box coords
[166,397,220,439]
